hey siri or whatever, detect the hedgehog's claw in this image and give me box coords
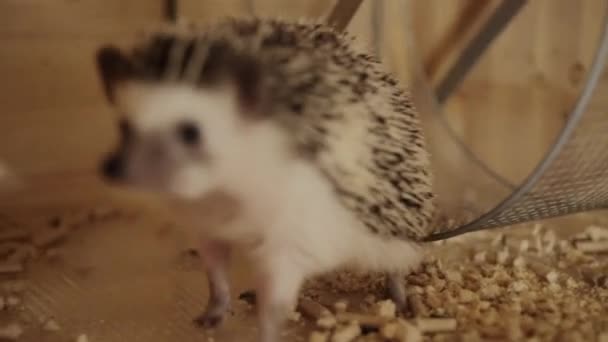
[194,305,230,328]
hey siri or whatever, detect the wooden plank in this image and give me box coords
[433,0,528,103]
[0,106,116,176]
[0,38,132,113]
[410,1,483,79]
[535,0,585,91]
[179,0,249,21]
[345,0,374,50]
[0,0,163,38]
[424,0,500,89]
[252,0,330,18]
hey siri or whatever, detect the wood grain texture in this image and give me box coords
[0,0,164,38]
[0,0,606,188]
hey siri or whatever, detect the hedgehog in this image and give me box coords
[95,17,436,342]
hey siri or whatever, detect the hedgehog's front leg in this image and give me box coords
[194,238,232,327]
[256,252,305,342]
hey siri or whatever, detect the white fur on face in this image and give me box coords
[113,81,243,199]
[170,164,215,199]
[115,81,240,147]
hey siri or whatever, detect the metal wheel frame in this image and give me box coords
[420,3,608,241]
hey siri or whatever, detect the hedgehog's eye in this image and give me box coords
[177,121,200,146]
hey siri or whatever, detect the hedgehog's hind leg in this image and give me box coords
[387,272,409,315]
[194,239,232,328]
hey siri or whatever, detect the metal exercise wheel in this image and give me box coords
[416,2,608,240]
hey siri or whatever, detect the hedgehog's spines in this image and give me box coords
[117,17,435,240]
[183,37,210,83]
[165,36,187,80]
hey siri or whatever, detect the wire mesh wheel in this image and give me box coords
[418,3,608,240]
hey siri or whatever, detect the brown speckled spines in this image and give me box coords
[119,17,435,241]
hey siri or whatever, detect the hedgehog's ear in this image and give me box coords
[96,45,134,103]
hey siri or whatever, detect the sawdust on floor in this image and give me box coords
[0,183,607,342]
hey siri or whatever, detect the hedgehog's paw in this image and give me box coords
[194,303,231,328]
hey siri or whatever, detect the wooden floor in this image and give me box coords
[0,176,605,341]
